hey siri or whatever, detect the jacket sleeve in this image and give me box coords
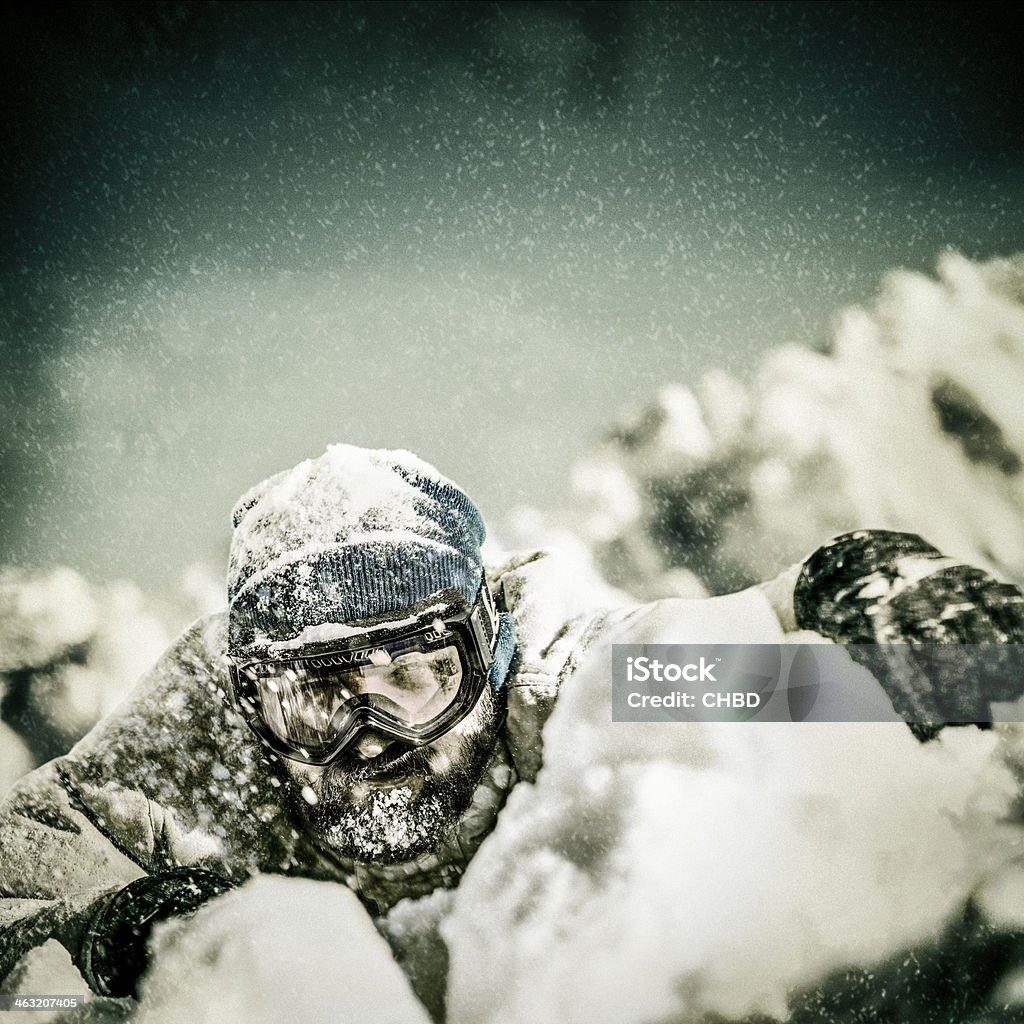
[0,614,259,985]
[0,758,149,980]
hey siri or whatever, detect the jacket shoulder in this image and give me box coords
[71,611,229,753]
[487,550,626,781]
[50,612,300,876]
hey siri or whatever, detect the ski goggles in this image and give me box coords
[228,584,499,765]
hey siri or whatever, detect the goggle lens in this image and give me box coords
[247,642,466,750]
[229,586,498,764]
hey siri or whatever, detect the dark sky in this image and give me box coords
[2,1,1022,594]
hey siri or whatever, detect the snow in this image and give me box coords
[4,554,1024,1023]
[4,256,1024,1019]
[0,721,34,799]
[3,880,437,1024]
[177,564,228,621]
[0,568,171,769]
[0,941,89,1024]
[0,568,100,673]
[514,254,1024,599]
[137,876,432,1024]
[444,634,1022,1024]
[266,601,449,653]
[229,444,471,595]
[0,564,220,795]
[19,580,1006,1024]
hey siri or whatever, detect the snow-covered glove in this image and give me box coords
[76,866,235,998]
[794,530,1024,739]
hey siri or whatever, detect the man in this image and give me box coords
[1,444,1021,1000]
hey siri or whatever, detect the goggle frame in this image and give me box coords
[227,584,499,765]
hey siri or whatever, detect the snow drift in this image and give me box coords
[3,254,1024,1021]
[0,564,223,794]
[138,876,432,1024]
[508,253,1024,599]
[444,639,1023,1023]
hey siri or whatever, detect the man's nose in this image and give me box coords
[350,729,393,761]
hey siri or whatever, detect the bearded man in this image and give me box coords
[1,444,1020,1000]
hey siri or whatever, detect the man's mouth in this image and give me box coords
[329,743,427,786]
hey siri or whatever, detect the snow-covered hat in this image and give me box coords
[227,445,486,658]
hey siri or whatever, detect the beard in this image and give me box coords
[298,688,503,864]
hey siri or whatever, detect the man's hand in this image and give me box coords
[77,866,234,998]
[794,530,1024,738]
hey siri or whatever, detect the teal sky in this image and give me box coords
[2,2,1022,595]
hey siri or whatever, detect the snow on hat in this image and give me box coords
[227,445,485,657]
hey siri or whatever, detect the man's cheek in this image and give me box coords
[318,771,355,806]
[427,728,485,777]
[427,748,454,774]
[280,761,321,791]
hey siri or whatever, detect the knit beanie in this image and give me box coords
[227,445,489,660]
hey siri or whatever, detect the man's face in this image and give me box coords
[280,684,503,864]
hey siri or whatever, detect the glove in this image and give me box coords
[77,866,235,998]
[794,530,1024,739]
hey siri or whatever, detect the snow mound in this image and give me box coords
[0,567,100,672]
[0,721,33,798]
[0,566,212,786]
[445,637,1021,1024]
[522,253,1024,597]
[139,875,431,1024]
[228,443,474,593]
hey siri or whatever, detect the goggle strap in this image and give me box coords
[471,581,499,658]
